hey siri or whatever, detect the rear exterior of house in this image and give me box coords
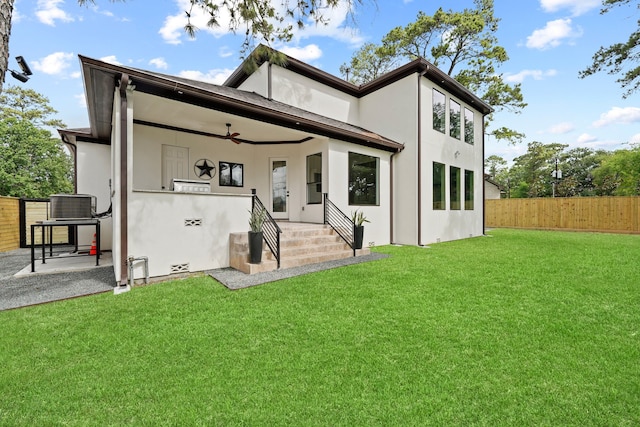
[59,47,492,285]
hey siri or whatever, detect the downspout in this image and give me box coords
[267,62,273,100]
[61,134,78,194]
[118,74,130,286]
[482,120,486,236]
[417,66,428,246]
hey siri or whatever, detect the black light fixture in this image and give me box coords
[8,56,33,83]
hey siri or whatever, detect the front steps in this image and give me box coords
[229,222,370,275]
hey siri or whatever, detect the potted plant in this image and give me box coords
[351,209,370,250]
[248,208,267,264]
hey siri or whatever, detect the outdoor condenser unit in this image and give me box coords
[49,194,96,219]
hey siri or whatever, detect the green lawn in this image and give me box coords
[1,229,638,426]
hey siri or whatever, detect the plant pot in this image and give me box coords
[248,231,263,264]
[354,225,364,250]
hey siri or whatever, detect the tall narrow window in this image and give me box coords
[349,152,379,206]
[464,107,474,144]
[450,166,461,210]
[433,162,446,210]
[465,169,474,210]
[306,153,322,204]
[450,99,461,139]
[433,89,446,134]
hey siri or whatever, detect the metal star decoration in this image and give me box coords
[194,159,215,179]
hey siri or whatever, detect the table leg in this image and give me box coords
[41,225,46,264]
[31,224,35,272]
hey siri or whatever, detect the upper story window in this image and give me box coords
[433,89,446,134]
[349,152,379,206]
[464,107,474,144]
[449,99,461,140]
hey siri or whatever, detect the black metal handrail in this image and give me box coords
[251,189,282,268]
[323,193,355,257]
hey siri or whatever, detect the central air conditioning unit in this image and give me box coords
[49,194,96,219]
[172,179,211,193]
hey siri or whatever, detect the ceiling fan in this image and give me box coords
[223,123,242,144]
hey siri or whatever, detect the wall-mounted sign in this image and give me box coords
[194,159,216,180]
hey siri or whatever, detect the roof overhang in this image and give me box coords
[224,45,494,116]
[73,55,404,153]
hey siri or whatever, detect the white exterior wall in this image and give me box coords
[235,63,269,98]
[269,66,359,124]
[420,79,484,244]
[132,124,255,194]
[485,181,501,199]
[327,140,391,247]
[75,141,112,250]
[128,191,251,278]
[359,74,418,245]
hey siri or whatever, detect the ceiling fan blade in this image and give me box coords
[231,138,242,144]
[230,132,240,138]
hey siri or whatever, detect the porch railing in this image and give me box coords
[323,193,355,257]
[251,189,282,268]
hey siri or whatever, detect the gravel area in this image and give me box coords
[208,252,389,290]
[0,248,115,311]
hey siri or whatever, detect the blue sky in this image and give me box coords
[7,0,640,164]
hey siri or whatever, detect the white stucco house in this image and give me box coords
[59,46,492,286]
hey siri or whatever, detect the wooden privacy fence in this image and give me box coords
[486,197,640,234]
[0,196,20,252]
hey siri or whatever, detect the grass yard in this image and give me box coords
[0,229,639,426]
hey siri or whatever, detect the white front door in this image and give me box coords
[270,158,288,219]
[162,145,189,190]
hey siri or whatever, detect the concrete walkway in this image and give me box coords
[0,247,115,311]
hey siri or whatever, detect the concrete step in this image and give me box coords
[228,223,369,275]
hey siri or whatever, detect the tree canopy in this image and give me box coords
[341,0,526,144]
[579,0,640,98]
[487,143,640,198]
[0,86,72,198]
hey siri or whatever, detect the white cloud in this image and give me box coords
[593,107,640,127]
[219,46,234,58]
[629,133,640,145]
[159,0,230,45]
[149,57,168,70]
[576,133,597,144]
[549,122,575,134]
[280,44,323,62]
[159,0,363,47]
[100,55,122,65]
[36,0,74,26]
[32,52,74,75]
[526,19,582,50]
[70,71,81,79]
[540,0,600,16]
[504,69,557,83]
[178,69,234,85]
[75,92,86,108]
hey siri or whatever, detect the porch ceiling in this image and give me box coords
[134,92,313,143]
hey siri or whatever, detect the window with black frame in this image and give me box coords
[433,162,446,210]
[450,166,461,210]
[465,169,474,210]
[306,153,322,204]
[433,89,446,134]
[219,161,243,187]
[348,152,379,206]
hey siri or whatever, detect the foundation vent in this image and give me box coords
[170,263,189,274]
[184,219,202,227]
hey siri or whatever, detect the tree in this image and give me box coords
[485,154,507,179]
[0,0,14,92]
[592,146,640,195]
[0,86,72,197]
[0,118,73,197]
[339,43,398,85]
[579,0,640,98]
[508,141,566,198]
[0,85,66,128]
[341,0,526,144]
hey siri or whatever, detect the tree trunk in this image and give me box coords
[0,0,15,93]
